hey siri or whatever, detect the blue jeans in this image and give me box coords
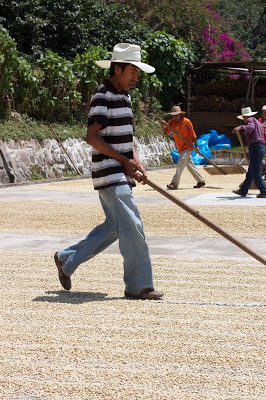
[58,184,154,295]
[240,143,266,195]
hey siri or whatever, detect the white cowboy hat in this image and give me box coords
[261,105,266,111]
[95,43,155,73]
[237,107,258,120]
[168,106,186,116]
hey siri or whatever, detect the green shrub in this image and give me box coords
[143,32,194,110]
[34,50,81,122]
[73,46,110,111]
[0,26,19,117]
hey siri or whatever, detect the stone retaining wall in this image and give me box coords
[0,136,246,184]
[0,135,176,184]
[0,138,92,184]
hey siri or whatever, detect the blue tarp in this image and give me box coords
[208,129,231,150]
[171,130,231,165]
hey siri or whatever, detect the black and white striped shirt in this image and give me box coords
[88,79,136,190]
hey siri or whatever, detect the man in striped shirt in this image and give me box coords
[54,44,164,300]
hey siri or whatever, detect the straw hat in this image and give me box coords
[95,43,155,73]
[168,106,186,116]
[237,107,258,120]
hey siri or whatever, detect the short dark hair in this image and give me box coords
[110,62,130,77]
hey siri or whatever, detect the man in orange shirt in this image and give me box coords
[161,106,205,190]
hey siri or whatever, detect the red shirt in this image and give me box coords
[258,117,266,148]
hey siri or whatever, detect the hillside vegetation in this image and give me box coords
[0,0,265,137]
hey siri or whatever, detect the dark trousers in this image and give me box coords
[241,142,266,195]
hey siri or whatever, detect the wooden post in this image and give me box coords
[245,63,254,106]
[236,131,249,163]
[251,76,259,111]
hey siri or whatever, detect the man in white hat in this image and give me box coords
[232,107,266,198]
[161,105,205,190]
[258,105,266,178]
[54,43,164,300]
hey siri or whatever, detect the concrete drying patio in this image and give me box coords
[0,167,265,399]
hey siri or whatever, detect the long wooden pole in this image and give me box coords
[236,131,249,163]
[48,124,82,176]
[162,120,227,175]
[139,174,266,266]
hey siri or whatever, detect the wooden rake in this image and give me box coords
[138,172,266,267]
[162,119,227,175]
[162,120,247,176]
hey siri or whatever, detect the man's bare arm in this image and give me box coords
[86,124,139,179]
[232,125,243,134]
[192,137,200,153]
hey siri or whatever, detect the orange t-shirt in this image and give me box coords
[166,117,196,153]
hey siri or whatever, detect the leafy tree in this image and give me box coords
[217,0,266,59]
[0,0,92,57]
[83,0,151,51]
[0,0,48,55]
[35,50,81,121]
[0,26,19,117]
[143,32,194,109]
[116,0,221,57]
[73,45,110,112]
[13,55,39,116]
[0,0,151,58]
[0,25,40,118]
[116,0,257,62]
[201,27,250,61]
[37,0,91,57]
